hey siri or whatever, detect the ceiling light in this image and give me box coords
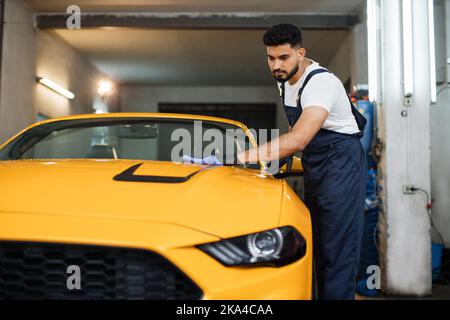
[367,0,380,102]
[402,0,414,98]
[428,0,437,104]
[98,80,113,96]
[37,77,75,100]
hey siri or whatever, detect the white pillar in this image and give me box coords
[378,0,432,296]
[447,0,450,80]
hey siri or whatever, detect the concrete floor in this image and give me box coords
[357,284,450,300]
[357,249,450,300]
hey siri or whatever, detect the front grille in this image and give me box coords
[0,242,202,300]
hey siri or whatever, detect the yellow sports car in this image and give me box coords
[0,113,312,300]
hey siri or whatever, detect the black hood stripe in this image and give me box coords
[113,163,212,183]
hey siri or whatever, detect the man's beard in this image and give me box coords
[273,64,299,83]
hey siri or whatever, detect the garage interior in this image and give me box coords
[0,0,449,299]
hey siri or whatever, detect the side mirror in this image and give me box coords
[273,156,303,179]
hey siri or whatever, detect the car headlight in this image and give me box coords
[197,226,306,267]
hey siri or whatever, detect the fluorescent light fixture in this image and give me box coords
[367,0,379,102]
[37,77,75,100]
[402,0,414,97]
[428,0,437,104]
[98,80,113,96]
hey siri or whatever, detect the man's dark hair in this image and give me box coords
[262,24,303,48]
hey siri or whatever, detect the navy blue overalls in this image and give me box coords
[280,68,367,300]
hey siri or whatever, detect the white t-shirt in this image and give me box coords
[278,60,359,135]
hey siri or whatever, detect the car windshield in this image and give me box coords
[0,117,258,168]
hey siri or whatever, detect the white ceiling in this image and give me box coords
[26,0,361,86]
[25,0,364,14]
[53,28,350,86]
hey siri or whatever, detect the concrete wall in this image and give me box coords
[35,30,106,119]
[0,0,36,145]
[0,0,106,145]
[328,3,368,88]
[430,0,450,246]
[431,87,450,246]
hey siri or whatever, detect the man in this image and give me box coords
[238,24,367,300]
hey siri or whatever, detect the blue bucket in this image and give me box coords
[432,243,444,281]
[356,278,378,297]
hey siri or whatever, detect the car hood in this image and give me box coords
[0,160,283,238]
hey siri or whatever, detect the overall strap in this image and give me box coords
[280,82,285,106]
[297,68,367,137]
[346,94,367,134]
[279,69,330,128]
[297,68,330,110]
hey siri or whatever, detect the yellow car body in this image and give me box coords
[0,113,312,300]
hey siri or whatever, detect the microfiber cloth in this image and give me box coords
[182,155,223,166]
